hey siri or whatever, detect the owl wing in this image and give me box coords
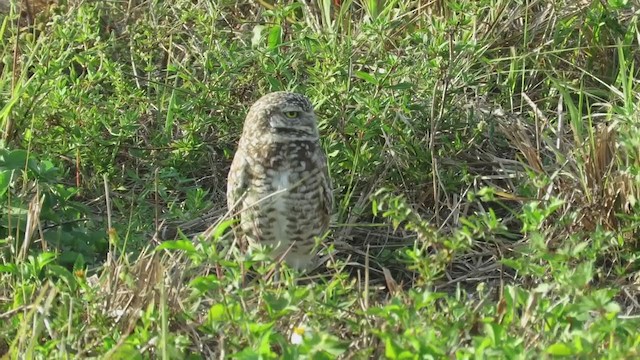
[318,150,333,229]
[227,147,249,242]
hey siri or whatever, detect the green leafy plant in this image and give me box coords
[1,0,640,358]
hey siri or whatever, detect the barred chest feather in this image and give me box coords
[270,168,292,246]
[241,140,328,268]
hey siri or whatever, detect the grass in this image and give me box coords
[1,0,640,358]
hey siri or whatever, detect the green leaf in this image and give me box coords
[355,71,378,85]
[608,0,629,9]
[257,327,275,356]
[35,252,58,271]
[47,264,78,292]
[1,149,29,170]
[267,25,282,50]
[264,292,296,315]
[233,348,260,360]
[385,337,401,359]
[546,343,573,356]
[189,275,221,293]
[248,322,274,335]
[212,219,235,240]
[106,343,141,358]
[0,169,12,197]
[73,253,86,273]
[58,251,82,267]
[0,80,30,125]
[155,240,197,254]
[209,303,226,322]
[0,263,17,274]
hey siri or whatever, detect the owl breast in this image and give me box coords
[270,169,292,245]
[240,141,329,270]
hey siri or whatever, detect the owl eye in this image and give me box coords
[283,111,299,118]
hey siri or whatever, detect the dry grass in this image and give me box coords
[2,0,640,357]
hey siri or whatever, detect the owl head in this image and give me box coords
[243,91,319,142]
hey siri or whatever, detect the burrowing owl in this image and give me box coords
[226,91,332,272]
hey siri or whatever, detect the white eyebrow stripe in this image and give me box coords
[280,106,304,112]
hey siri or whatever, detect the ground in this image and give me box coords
[1,0,640,358]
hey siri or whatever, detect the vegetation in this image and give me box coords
[1,0,640,358]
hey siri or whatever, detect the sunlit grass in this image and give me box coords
[1,0,639,358]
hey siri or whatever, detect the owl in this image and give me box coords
[226,91,333,272]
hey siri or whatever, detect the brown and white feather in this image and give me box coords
[227,92,332,271]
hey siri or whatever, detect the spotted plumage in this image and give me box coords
[226,91,332,271]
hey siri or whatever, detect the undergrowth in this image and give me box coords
[1,0,640,358]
